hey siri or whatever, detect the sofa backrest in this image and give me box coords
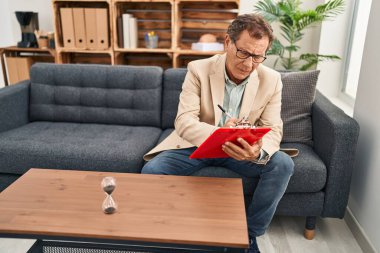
[29,63,163,127]
[162,68,320,146]
[161,68,187,129]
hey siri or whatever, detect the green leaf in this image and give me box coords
[296,11,325,31]
[253,0,344,71]
[284,45,300,52]
[300,53,341,61]
[316,0,345,19]
[281,57,300,70]
[254,0,281,22]
[299,53,341,70]
[267,39,285,56]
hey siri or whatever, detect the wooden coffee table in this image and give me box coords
[0,168,248,252]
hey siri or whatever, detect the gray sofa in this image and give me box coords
[0,63,359,237]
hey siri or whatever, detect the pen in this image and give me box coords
[217,104,233,119]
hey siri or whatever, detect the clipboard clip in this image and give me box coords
[232,116,256,129]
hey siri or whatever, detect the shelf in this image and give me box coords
[0,46,56,86]
[58,51,113,64]
[53,0,112,52]
[114,51,172,69]
[174,53,212,68]
[1,46,56,57]
[177,0,239,2]
[176,0,239,50]
[115,48,173,53]
[50,0,238,67]
[114,0,173,2]
[58,48,113,54]
[175,49,224,55]
[53,0,110,3]
[113,0,174,51]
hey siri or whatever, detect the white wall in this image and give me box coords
[350,0,380,251]
[240,0,323,69]
[1,0,322,86]
[0,0,54,88]
[7,0,54,44]
[317,0,356,99]
[0,0,14,88]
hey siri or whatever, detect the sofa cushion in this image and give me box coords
[158,128,174,143]
[161,68,320,143]
[280,70,320,145]
[162,68,187,129]
[192,143,326,194]
[0,122,162,174]
[30,63,163,127]
[158,128,326,194]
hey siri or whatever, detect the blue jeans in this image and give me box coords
[142,147,294,237]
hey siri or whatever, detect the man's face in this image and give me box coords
[225,30,269,83]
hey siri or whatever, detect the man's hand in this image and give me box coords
[223,118,238,127]
[222,138,263,161]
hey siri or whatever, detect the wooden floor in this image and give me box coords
[0,216,363,253]
[258,216,363,253]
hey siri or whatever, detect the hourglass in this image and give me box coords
[101,177,117,214]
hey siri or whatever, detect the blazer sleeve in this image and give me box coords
[259,73,283,158]
[174,62,217,147]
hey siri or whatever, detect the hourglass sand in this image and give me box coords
[101,177,117,214]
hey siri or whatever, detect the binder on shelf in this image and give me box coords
[72,8,87,49]
[84,8,98,49]
[129,17,138,49]
[60,8,75,48]
[122,13,131,48]
[96,8,109,50]
[117,16,124,48]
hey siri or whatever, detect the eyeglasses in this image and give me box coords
[234,44,267,63]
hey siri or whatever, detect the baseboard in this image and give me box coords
[345,207,378,253]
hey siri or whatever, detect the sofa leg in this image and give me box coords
[304,216,316,240]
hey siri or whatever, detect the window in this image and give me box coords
[342,0,372,100]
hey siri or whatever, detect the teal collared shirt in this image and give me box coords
[218,68,249,127]
[219,67,268,162]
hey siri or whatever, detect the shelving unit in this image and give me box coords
[51,0,240,68]
[0,47,56,86]
[52,0,114,64]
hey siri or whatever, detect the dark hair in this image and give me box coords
[227,14,274,50]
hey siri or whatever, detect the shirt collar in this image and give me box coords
[224,66,249,87]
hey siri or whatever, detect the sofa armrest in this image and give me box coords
[0,80,30,133]
[312,91,359,218]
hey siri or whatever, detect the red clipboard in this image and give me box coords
[189,127,271,159]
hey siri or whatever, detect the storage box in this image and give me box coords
[191,42,224,51]
[5,57,33,85]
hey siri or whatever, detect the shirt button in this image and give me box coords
[176,145,181,148]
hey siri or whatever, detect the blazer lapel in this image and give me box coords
[239,70,259,119]
[210,54,226,125]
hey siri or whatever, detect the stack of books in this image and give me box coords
[117,13,138,49]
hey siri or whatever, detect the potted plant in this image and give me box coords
[255,0,345,71]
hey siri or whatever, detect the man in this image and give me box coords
[142,14,294,253]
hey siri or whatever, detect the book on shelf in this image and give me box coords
[122,13,138,49]
[117,16,124,48]
[129,17,138,49]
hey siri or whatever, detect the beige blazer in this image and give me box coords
[144,53,283,161]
